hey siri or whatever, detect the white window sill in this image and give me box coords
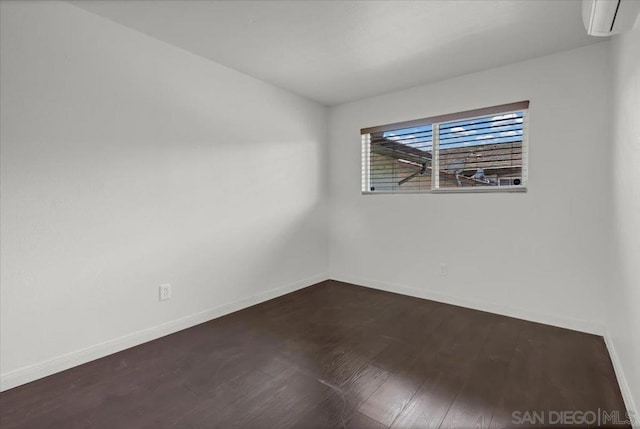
[361,186,527,195]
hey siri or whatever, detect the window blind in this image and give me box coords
[361,101,529,193]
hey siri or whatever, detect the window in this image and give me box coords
[361,101,529,193]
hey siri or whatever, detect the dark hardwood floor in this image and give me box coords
[0,280,629,428]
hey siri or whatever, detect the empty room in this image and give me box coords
[1,0,638,428]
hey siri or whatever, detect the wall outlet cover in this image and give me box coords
[159,284,172,301]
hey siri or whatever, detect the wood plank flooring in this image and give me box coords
[0,280,630,428]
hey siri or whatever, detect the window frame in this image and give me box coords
[361,101,529,195]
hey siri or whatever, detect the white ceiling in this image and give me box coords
[70,0,600,106]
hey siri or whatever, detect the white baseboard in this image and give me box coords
[604,331,639,428]
[0,273,328,392]
[328,273,606,335]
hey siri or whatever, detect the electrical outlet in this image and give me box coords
[440,263,448,276]
[159,284,172,301]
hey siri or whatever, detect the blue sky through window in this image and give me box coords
[383,111,524,151]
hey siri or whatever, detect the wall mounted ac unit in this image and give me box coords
[583,0,640,36]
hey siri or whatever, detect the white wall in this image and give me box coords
[0,1,328,390]
[328,43,611,335]
[608,25,640,416]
